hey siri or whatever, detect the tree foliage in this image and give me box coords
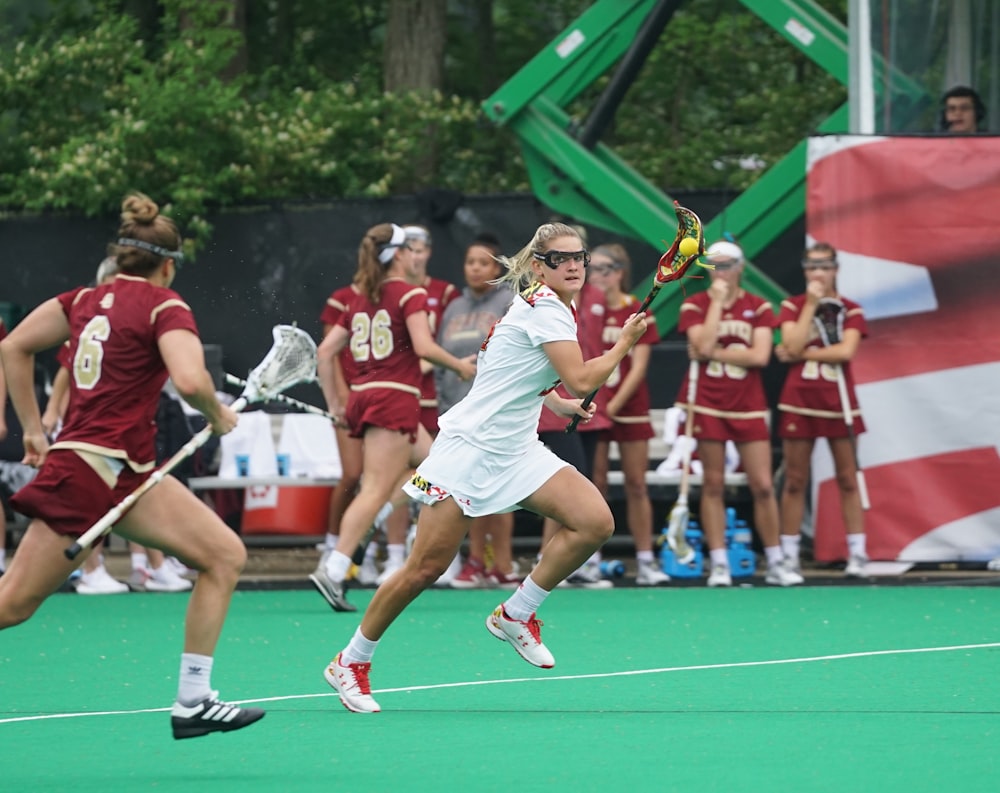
[0,0,848,244]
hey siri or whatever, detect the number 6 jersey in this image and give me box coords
[53,274,200,471]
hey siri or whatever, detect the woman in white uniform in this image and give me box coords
[323,222,650,713]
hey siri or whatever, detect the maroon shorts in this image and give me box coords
[346,387,421,441]
[600,419,654,444]
[778,410,866,440]
[420,405,439,436]
[10,450,150,537]
[693,412,770,443]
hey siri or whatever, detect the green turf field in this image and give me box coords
[3,586,999,792]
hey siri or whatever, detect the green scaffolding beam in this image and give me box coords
[482,0,928,331]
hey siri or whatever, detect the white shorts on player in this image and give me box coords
[403,431,569,517]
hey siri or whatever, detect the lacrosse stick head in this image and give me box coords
[666,502,696,564]
[242,324,318,402]
[655,203,710,285]
[814,298,845,346]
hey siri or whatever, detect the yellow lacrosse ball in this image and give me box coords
[678,237,700,257]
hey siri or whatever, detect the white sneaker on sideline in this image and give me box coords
[485,605,555,668]
[126,567,152,592]
[845,554,869,578]
[146,563,194,592]
[706,564,732,588]
[76,566,129,595]
[375,558,403,586]
[434,553,463,587]
[356,556,380,586]
[765,559,804,587]
[636,559,671,586]
[166,556,193,578]
[558,560,613,589]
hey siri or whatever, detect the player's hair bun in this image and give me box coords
[120,192,160,225]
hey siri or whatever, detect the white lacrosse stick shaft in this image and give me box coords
[667,359,699,564]
[834,362,871,510]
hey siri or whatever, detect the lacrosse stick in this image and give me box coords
[225,373,336,422]
[566,202,708,432]
[813,298,871,511]
[65,325,318,560]
[665,359,699,564]
[350,499,397,567]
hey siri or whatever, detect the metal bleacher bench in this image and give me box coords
[605,409,749,499]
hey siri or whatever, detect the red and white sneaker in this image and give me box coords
[485,605,555,668]
[324,652,380,713]
[486,568,523,590]
[450,558,488,589]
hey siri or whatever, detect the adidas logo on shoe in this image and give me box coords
[170,693,265,740]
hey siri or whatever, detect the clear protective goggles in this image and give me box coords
[533,249,591,269]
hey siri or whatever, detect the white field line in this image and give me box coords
[3,640,999,725]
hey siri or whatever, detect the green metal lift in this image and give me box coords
[481,0,927,331]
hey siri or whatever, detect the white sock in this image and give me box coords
[341,627,380,665]
[324,550,352,582]
[710,548,730,568]
[764,545,784,567]
[847,533,867,558]
[177,652,214,705]
[503,574,549,622]
[636,550,655,564]
[324,533,338,552]
[780,534,801,562]
[364,543,378,562]
[131,552,148,572]
[0,548,7,571]
[587,550,602,565]
[386,544,405,566]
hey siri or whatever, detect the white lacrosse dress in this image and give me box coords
[403,283,578,517]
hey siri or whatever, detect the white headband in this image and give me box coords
[378,224,408,264]
[403,225,431,246]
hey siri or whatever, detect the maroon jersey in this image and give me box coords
[537,283,613,433]
[601,294,659,420]
[777,294,868,420]
[0,318,6,341]
[676,289,775,417]
[340,278,428,396]
[52,274,199,471]
[320,283,362,383]
[419,276,458,408]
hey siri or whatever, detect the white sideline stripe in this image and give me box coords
[3,641,999,725]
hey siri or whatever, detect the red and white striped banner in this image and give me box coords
[806,134,1000,562]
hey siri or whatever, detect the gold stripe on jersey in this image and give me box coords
[676,403,770,421]
[419,398,439,408]
[612,414,652,425]
[350,381,421,397]
[52,440,156,473]
[398,286,428,309]
[150,298,191,324]
[327,297,348,311]
[778,403,862,420]
[71,287,95,307]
